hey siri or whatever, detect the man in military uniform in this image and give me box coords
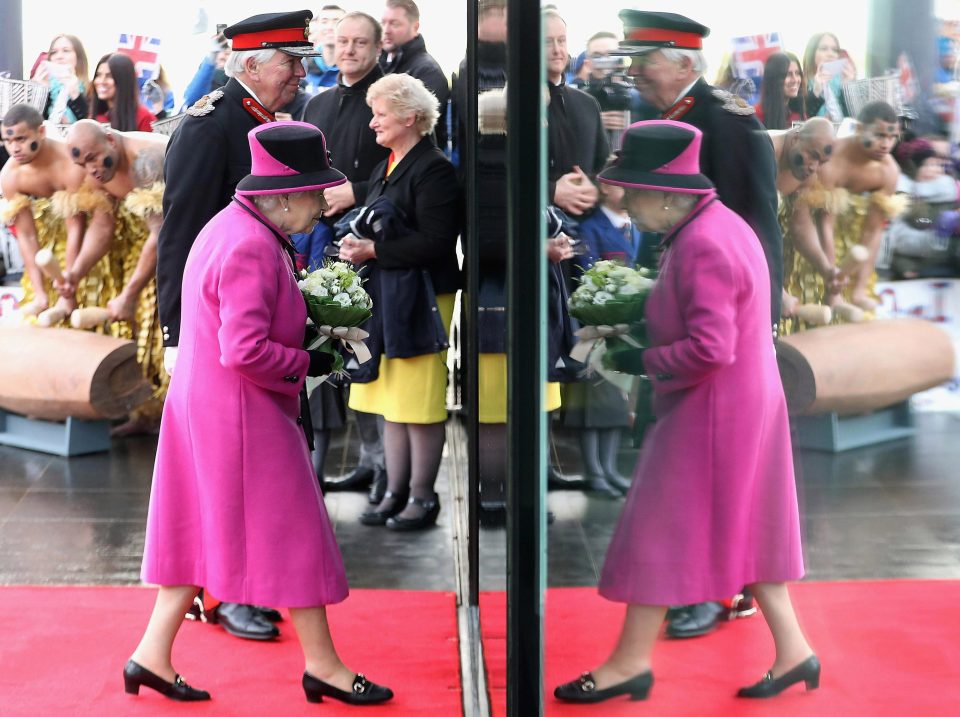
[614,10,782,639]
[616,10,783,326]
[154,9,319,643]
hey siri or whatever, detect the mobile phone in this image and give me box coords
[820,58,849,77]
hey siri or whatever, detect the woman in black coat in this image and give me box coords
[338,73,461,531]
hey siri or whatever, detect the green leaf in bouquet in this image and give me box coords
[569,295,646,326]
[304,295,372,328]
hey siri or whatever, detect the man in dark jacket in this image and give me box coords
[613,8,782,640]
[155,10,321,643]
[301,11,391,499]
[378,0,450,150]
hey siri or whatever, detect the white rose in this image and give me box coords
[618,285,640,296]
[345,278,362,294]
[332,292,352,307]
[593,291,614,305]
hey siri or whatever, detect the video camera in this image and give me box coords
[583,55,633,112]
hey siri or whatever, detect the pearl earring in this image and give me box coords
[283,205,289,212]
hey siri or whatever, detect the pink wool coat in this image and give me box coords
[599,193,804,605]
[141,198,348,608]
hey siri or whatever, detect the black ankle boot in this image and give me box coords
[737,655,820,698]
[386,494,441,531]
[554,670,653,703]
[359,490,408,526]
[302,672,393,704]
[123,660,210,701]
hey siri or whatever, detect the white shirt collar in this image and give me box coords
[672,78,700,107]
[601,205,631,230]
[235,78,265,107]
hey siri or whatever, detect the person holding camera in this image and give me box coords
[32,34,90,124]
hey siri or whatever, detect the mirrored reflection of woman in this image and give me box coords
[126,122,392,706]
[755,52,807,130]
[90,53,156,132]
[338,73,461,531]
[32,34,90,124]
[555,121,817,704]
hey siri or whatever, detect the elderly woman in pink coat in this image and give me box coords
[555,121,818,704]
[124,122,392,706]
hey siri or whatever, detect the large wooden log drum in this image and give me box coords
[776,318,956,416]
[0,326,151,420]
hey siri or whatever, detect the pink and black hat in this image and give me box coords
[599,120,714,194]
[236,121,346,196]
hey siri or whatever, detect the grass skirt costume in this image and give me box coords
[115,182,168,422]
[1,188,118,320]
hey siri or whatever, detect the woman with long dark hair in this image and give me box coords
[756,52,807,130]
[90,53,155,132]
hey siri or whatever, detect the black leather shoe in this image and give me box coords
[386,494,441,531]
[215,602,280,641]
[547,466,589,490]
[666,601,724,639]
[359,490,408,526]
[123,660,210,701]
[303,672,393,705]
[367,468,387,505]
[253,606,283,623]
[324,466,374,492]
[737,655,820,698]
[587,476,623,499]
[554,670,652,703]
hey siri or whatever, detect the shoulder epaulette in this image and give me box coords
[186,89,225,117]
[711,88,755,116]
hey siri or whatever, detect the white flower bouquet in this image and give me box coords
[299,260,373,376]
[568,260,654,326]
[568,261,654,382]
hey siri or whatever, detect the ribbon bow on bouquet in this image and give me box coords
[570,323,643,392]
[305,324,372,392]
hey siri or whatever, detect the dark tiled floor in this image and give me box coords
[1,412,959,591]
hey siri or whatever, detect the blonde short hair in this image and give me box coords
[366,73,439,137]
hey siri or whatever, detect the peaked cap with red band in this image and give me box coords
[223,10,320,57]
[612,10,710,56]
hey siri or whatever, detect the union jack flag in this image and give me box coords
[731,32,783,81]
[116,34,162,81]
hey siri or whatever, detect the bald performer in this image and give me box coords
[67,119,169,434]
[769,117,839,325]
[0,104,112,316]
[66,119,167,323]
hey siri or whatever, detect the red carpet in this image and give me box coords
[0,587,461,716]
[481,580,960,716]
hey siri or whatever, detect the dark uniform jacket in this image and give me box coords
[350,136,462,382]
[301,65,390,227]
[379,34,450,150]
[156,78,267,347]
[670,77,783,324]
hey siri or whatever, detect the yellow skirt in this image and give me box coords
[349,293,456,424]
[478,353,562,424]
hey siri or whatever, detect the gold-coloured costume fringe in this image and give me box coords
[871,191,909,219]
[111,203,168,421]
[780,192,824,336]
[123,182,164,219]
[0,193,32,226]
[50,186,114,218]
[16,198,66,321]
[796,181,851,215]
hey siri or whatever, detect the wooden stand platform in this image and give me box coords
[0,409,111,456]
[792,401,915,452]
